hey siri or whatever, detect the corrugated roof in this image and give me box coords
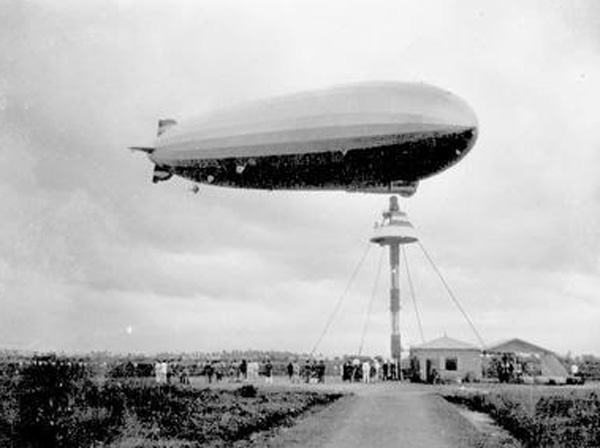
[411,335,480,351]
[540,353,568,377]
[487,338,552,355]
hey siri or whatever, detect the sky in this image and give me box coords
[0,0,599,357]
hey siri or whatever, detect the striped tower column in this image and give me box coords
[390,244,401,367]
[370,196,418,380]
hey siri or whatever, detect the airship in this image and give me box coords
[131,82,478,196]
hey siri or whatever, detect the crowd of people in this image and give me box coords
[341,358,400,382]
[168,358,405,385]
[152,357,403,385]
[199,359,260,383]
[196,358,327,384]
[286,359,327,383]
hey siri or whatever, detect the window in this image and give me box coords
[445,357,458,371]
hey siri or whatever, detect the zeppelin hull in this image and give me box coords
[142,82,479,193]
[168,127,476,191]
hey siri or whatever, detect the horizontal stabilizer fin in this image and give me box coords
[129,146,155,154]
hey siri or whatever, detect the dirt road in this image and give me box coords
[258,382,506,448]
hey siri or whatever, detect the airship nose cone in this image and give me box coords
[412,83,478,159]
[400,82,478,130]
[447,93,478,130]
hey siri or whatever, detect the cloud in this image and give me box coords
[0,0,598,355]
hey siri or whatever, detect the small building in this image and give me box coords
[410,336,482,383]
[486,338,568,384]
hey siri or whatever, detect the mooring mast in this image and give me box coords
[370,197,418,377]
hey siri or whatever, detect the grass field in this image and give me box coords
[441,383,600,448]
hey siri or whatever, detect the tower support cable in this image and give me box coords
[358,248,385,356]
[417,240,486,349]
[310,242,372,356]
[401,245,425,344]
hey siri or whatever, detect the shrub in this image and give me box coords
[443,388,600,448]
[1,362,342,447]
[236,384,258,398]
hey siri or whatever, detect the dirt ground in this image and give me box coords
[238,380,519,448]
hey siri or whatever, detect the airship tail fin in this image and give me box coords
[158,118,178,136]
[129,146,155,154]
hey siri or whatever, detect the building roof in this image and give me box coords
[411,335,480,351]
[487,338,553,355]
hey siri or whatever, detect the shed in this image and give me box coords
[486,338,568,383]
[410,336,482,383]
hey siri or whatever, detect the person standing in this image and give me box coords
[287,361,294,382]
[154,361,162,384]
[317,360,326,383]
[229,359,237,382]
[382,361,389,381]
[352,358,361,382]
[303,359,312,383]
[204,362,215,384]
[215,360,224,382]
[310,360,318,383]
[373,359,381,382]
[292,360,300,383]
[180,366,190,385]
[342,360,351,382]
[264,359,273,384]
[248,361,259,380]
[362,360,371,383]
[239,359,248,382]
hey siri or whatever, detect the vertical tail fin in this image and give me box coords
[157,118,178,136]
